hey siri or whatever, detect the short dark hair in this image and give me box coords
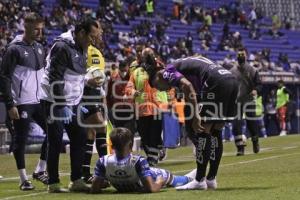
[24,12,43,24]
[110,128,134,152]
[74,17,98,35]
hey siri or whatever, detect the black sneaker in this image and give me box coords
[147,158,158,167]
[252,139,260,154]
[236,145,245,156]
[158,148,167,161]
[20,180,35,191]
[32,171,48,185]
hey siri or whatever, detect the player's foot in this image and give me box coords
[0,175,3,179]
[147,157,158,167]
[184,169,197,179]
[32,171,48,185]
[68,179,90,192]
[252,139,260,154]
[176,178,207,190]
[279,130,287,136]
[83,174,94,184]
[236,145,245,156]
[158,148,167,161]
[206,178,217,190]
[48,183,69,193]
[20,180,35,191]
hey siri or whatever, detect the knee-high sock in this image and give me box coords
[207,129,223,180]
[95,132,107,157]
[195,132,211,182]
[82,139,94,176]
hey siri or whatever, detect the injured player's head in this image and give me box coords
[109,128,134,159]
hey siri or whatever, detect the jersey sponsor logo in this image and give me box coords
[92,59,100,64]
[115,169,127,176]
[218,69,231,75]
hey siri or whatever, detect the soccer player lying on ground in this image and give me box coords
[90,127,191,193]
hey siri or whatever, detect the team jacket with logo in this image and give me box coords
[40,30,86,105]
[0,35,45,109]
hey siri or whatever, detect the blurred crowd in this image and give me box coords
[0,0,299,74]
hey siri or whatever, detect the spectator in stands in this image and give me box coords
[185,32,193,55]
[204,11,212,28]
[271,13,281,38]
[158,41,170,62]
[278,53,291,72]
[230,31,243,51]
[146,0,154,17]
[248,6,257,29]
[198,25,213,51]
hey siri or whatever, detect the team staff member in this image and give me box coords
[40,17,99,193]
[82,21,108,183]
[142,54,238,190]
[0,13,48,190]
[230,48,261,156]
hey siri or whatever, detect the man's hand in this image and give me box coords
[87,77,102,88]
[134,90,142,97]
[8,107,19,120]
[192,114,205,133]
[155,175,166,186]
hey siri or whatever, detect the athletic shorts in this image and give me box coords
[82,86,106,119]
[185,76,238,129]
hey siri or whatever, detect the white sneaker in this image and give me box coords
[184,169,197,179]
[176,179,207,190]
[279,130,287,136]
[206,178,217,190]
[68,179,90,192]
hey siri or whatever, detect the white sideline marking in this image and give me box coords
[0,192,48,200]
[0,172,70,182]
[173,152,300,174]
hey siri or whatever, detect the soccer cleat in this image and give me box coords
[32,171,49,185]
[68,179,91,192]
[48,183,69,193]
[176,178,207,190]
[20,180,35,191]
[252,140,260,154]
[236,145,245,156]
[147,157,158,167]
[206,178,217,190]
[0,175,3,179]
[184,169,197,179]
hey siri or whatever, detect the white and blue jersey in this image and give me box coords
[94,154,171,193]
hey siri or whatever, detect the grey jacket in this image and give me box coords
[230,62,261,104]
[40,30,86,106]
[0,35,45,109]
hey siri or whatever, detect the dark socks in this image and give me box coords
[95,132,107,157]
[207,129,223,180]
[195,133,211,182]
[82,139,94,176]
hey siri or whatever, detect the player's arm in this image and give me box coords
[178,78,204,133]
[0,46,19,110]
[141,176,165,193]
[90,157,110,193]
[90,177,110,194]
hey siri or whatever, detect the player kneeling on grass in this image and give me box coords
[91,127,191,193]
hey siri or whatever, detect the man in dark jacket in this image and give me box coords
[0,12,48,190]
[230,47,261,156]
[40,17,99,193]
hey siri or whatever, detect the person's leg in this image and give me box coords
[148,116,163,165]
[207,123,225,188]
[13,105,35,190]
[82,129,95,181]
[137,116,152,161]
[32,103,48,184]
[245,103,260,153]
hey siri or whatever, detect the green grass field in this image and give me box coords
[1,135,300,200]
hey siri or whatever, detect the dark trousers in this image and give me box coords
[233,102,260,146]
[13,103,47,169]
[137,115,162,162]
[45,102,86,184]
[112,111,136,135]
